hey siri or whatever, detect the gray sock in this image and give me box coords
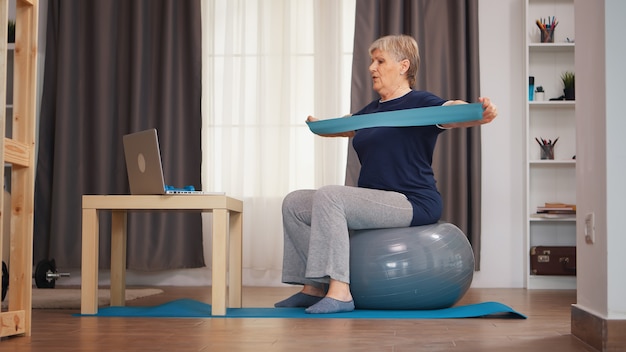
[274,292,324,308]
[304,297,355,314]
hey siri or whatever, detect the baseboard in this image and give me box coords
[571,304,626,351]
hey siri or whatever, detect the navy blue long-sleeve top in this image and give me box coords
[351,90,447,226]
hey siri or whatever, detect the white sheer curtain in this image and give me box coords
[200,0,356,286]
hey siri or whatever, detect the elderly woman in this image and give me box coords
[275,34,498,314]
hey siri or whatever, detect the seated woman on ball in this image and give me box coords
[275,34,498,314]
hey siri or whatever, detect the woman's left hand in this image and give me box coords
[478,96,498,124]
[441,97,498,128]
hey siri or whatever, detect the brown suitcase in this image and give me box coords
[530,246,576,276]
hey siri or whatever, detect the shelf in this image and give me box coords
[529,214,576,222]
[529,159,575,165]
[1,0,40,338]
[528,100,575,108]
[528,42,574,52]
[527,275,576,290]
[524,0,575,291]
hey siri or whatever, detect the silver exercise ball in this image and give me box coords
[349,222,474,310]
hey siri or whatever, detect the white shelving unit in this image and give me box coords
[524,0,576,290]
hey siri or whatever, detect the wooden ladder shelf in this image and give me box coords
[0,0,39,338]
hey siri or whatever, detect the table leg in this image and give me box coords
[110,211,127,306]
[81,208,99,315]
[228,211,242,308]
[211,208,228,315]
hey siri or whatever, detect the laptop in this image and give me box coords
[122,128,223,195]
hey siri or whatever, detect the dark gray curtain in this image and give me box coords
[349,0,482,269]
[34,0,204,271]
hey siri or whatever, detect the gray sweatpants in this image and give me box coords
[280,185,413,286]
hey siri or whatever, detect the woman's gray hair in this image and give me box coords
[368,35,420,87]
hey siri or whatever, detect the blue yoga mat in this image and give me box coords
[78,299,526,319]
[306,103,483,134]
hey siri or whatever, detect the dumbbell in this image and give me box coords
[2,261,7,301]
[0,258,70,297]
[33,258,70,289]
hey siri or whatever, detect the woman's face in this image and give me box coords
[369,48,407,97]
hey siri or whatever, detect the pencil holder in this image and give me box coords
[540,29,554,43]
[540,145,554,160]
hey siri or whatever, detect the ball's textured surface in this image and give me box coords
[350,222,474,310]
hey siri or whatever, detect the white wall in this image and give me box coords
[604,0,626,320]
[575,0,626,320]
[61,0,529,289]
[472,0,525,288]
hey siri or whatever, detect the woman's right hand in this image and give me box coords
[306,115,355,138]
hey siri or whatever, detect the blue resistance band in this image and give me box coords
[306,103,483,134]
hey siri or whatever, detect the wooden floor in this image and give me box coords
[1,286,596,351]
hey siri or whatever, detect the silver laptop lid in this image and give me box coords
[122,128,167,195]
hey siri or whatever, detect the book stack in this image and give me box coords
[534,202,576,219]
